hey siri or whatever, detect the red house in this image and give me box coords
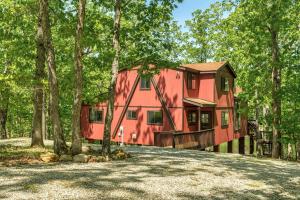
[81,61,247,150]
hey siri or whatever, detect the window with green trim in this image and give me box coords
[147,111,163,125]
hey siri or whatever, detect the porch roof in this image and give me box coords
[183,98,216,107]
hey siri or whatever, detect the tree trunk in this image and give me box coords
[31,3,46,147]
[102,0,122,156]
[40,0,67,154]
[270,27,281,159]
[42,92,46,140]
[71,0,86,155]
[0,108,8,139]
[297,142,300,161]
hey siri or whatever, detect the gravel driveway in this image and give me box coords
[0,138,299,200]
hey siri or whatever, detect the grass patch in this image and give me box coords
[23,184,39,193]
[0,144,52,166]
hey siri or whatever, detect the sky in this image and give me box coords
[173,0,219,32]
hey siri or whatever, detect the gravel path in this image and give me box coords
[0,138,299,200]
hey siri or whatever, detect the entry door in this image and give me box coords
[201,111,212,130]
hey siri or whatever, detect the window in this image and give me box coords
[201,112,212,130]
[221,111,229,127]
[188,111,197,124]
[89,108,103,123]
[147,111,163,125]
[127,110,137,120]
[187,72,197,89]
[221,77,229,92]
[201,113,209,124]
[140,77,151,90]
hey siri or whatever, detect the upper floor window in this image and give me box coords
[221,110,229,127]
[89,108,103,123]
[187,72,197,89]
[188,110,197,124]
[147,110,163,125]
[140,77,151,90]
[127,110,137,120]
[221,77,229,92]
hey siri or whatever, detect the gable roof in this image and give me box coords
[120,61,237,78]
[180,61,237,78]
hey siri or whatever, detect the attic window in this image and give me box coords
[140,77,151,90]
[221,77,229,92]
[187,72,197,89]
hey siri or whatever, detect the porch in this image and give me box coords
[154,98,216,149]
[183,97,216,132]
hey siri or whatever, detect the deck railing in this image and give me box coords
[154,129,215,149]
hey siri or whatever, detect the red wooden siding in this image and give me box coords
[81,62,248,147]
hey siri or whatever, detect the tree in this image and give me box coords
[0,102,8,139]
[0,66,9,139]
[40,0,68,154]
[71,0,86,155]
[102,0,122,156]
[0,0,36,140]
[31,0,46,147]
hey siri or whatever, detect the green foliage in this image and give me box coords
[0,0,183,140]
[183,0,300,152]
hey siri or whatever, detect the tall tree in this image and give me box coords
[0,65,9,139]
[0,103,8,139]
[71,0,86,155]
[102,0,121,156]
[40,0,67,154]
[269,1,281,158]
[31,1,46,147]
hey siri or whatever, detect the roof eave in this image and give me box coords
[183,98,216,107]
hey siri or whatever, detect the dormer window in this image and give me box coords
[221,77,229,92]
[140,77,151,90]
[187,72,197,89]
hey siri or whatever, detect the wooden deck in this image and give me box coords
[154,129,215,149]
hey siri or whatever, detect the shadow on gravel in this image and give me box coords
[0,141,299,199]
